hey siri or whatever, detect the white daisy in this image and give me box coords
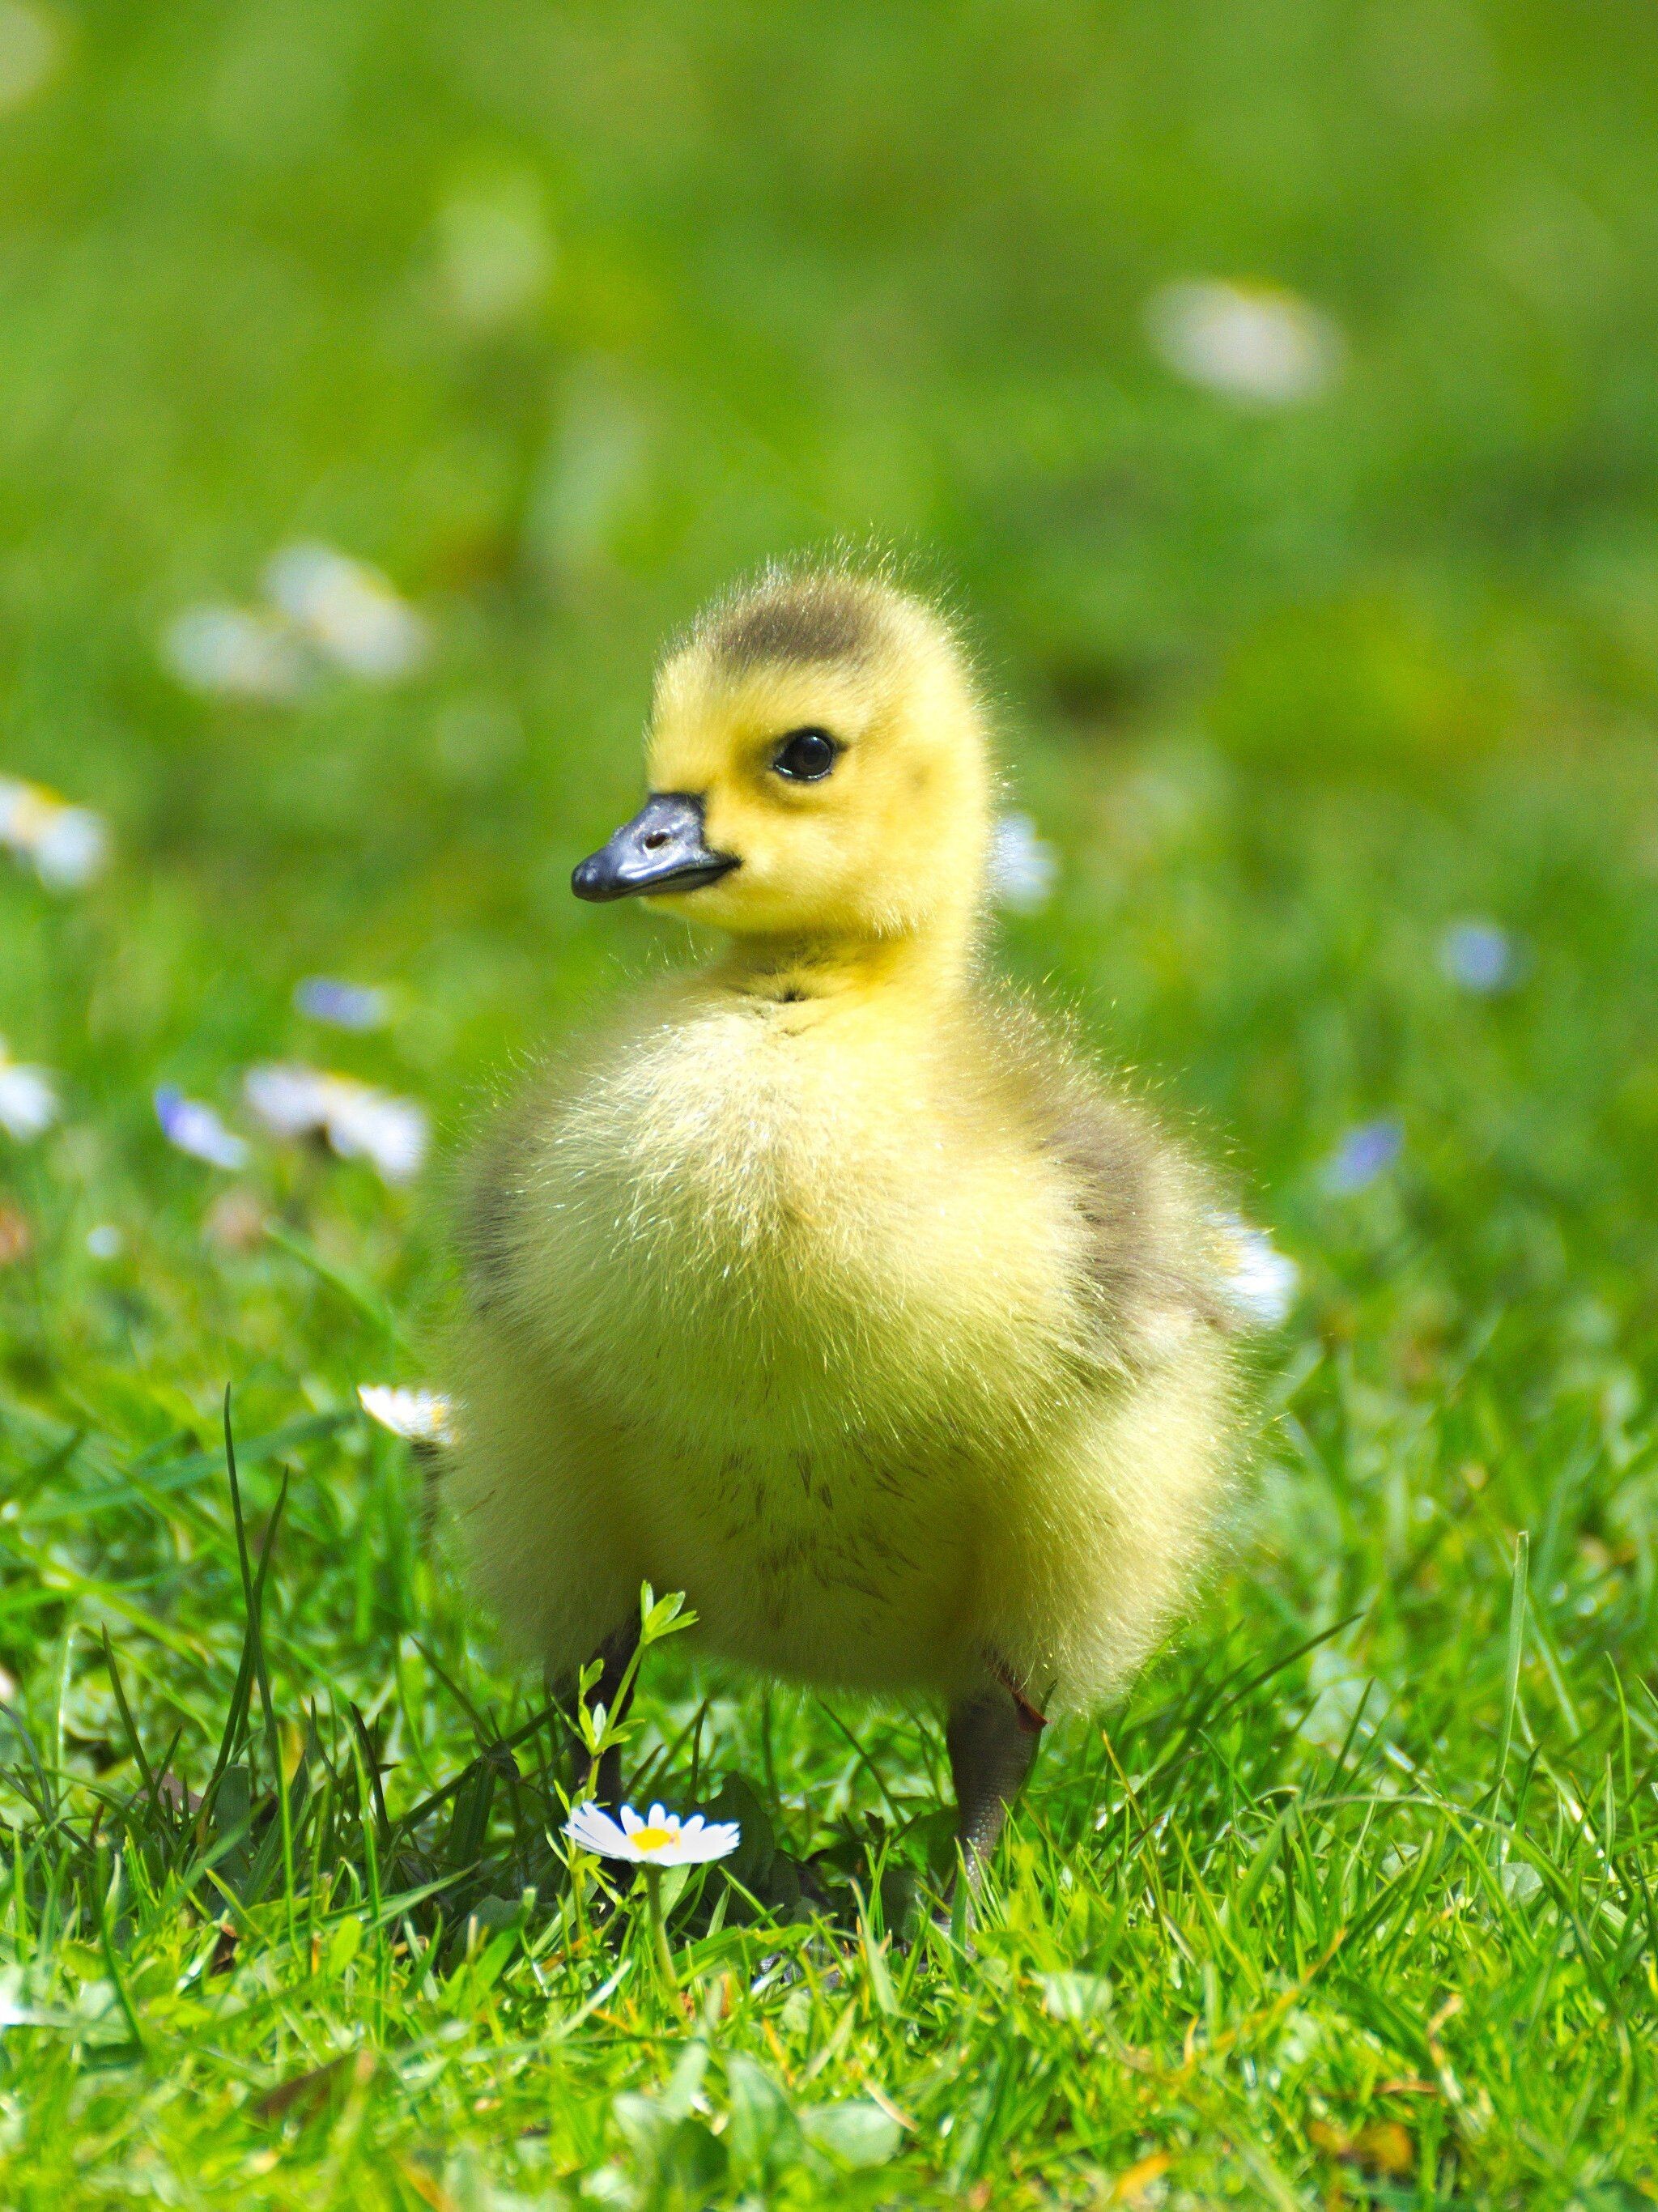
[242,1063,427,1184]
[0,776,109,890]
[564,1800,742,1869]
[161,604,308,702]
[988,810,1059,914]
[153,1087,249,1171]
[358,1385,457,1447]
[1211,1211,1299,1328]
[262,542,428,683]
[1146,279,1342,406]
[0,1043,56,1142]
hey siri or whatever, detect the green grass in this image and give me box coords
[4,2,1658,2204]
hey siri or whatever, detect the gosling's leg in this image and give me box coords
[946,1682,1044,1875]
[554,1618,640,1810]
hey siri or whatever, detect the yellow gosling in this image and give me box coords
[450,568,1249,1867]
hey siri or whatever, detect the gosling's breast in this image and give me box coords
[505,993,1092,1455]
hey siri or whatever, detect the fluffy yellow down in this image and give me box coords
[449,572,1240,1715]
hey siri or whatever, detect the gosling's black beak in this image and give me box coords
[571,792,739,904]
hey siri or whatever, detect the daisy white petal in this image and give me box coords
[565,1799,742,1867]
[1146,279,1342,406]
[0,776,109,890]
[1209,1211,1299,1328]
[662,1819,742,1865]
[988,810,1059,914]
[154,1087,249,1171]
[162,604,308,702]
[358,1385,456,1446]
[240,1061,330,1141]
[263,542,429,683]
[321,1083,427,1182]
[32,807,108,891]
[242,1063,427,1185]
[564,1802,634,1859]
[0,1050,57,1142]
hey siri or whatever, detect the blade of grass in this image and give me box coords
[1494,1530,1530,1834]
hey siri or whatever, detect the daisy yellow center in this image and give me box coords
[631,1824,676,1851]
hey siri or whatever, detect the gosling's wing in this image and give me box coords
[457,1086,538,1321]
[983,993,1243,1364]
[457,1040,602,1327]
[1046,1091,1236,1332]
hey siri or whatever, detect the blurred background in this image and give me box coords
[4,17,1658,2186]
[3,0,1658,1446]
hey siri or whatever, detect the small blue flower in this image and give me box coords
[294,976,389,1031]
[1439,919,1516,995]
[154,1087,249,1171]
[1322,1119,1402,1196]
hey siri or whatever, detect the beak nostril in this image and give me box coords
[573,792,733,901]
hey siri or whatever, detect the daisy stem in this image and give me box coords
[643,1866,678,1994]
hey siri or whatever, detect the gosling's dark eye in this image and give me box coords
[772,727,839,783]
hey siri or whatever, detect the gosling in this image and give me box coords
[451,569,1248,1870]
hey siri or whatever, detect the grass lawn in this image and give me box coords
[4,2,1658,2204]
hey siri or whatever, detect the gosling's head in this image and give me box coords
[572,570,993,951]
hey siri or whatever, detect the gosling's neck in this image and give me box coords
[710,911,980,1014]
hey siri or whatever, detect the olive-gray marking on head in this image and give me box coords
[704,579,886,674]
